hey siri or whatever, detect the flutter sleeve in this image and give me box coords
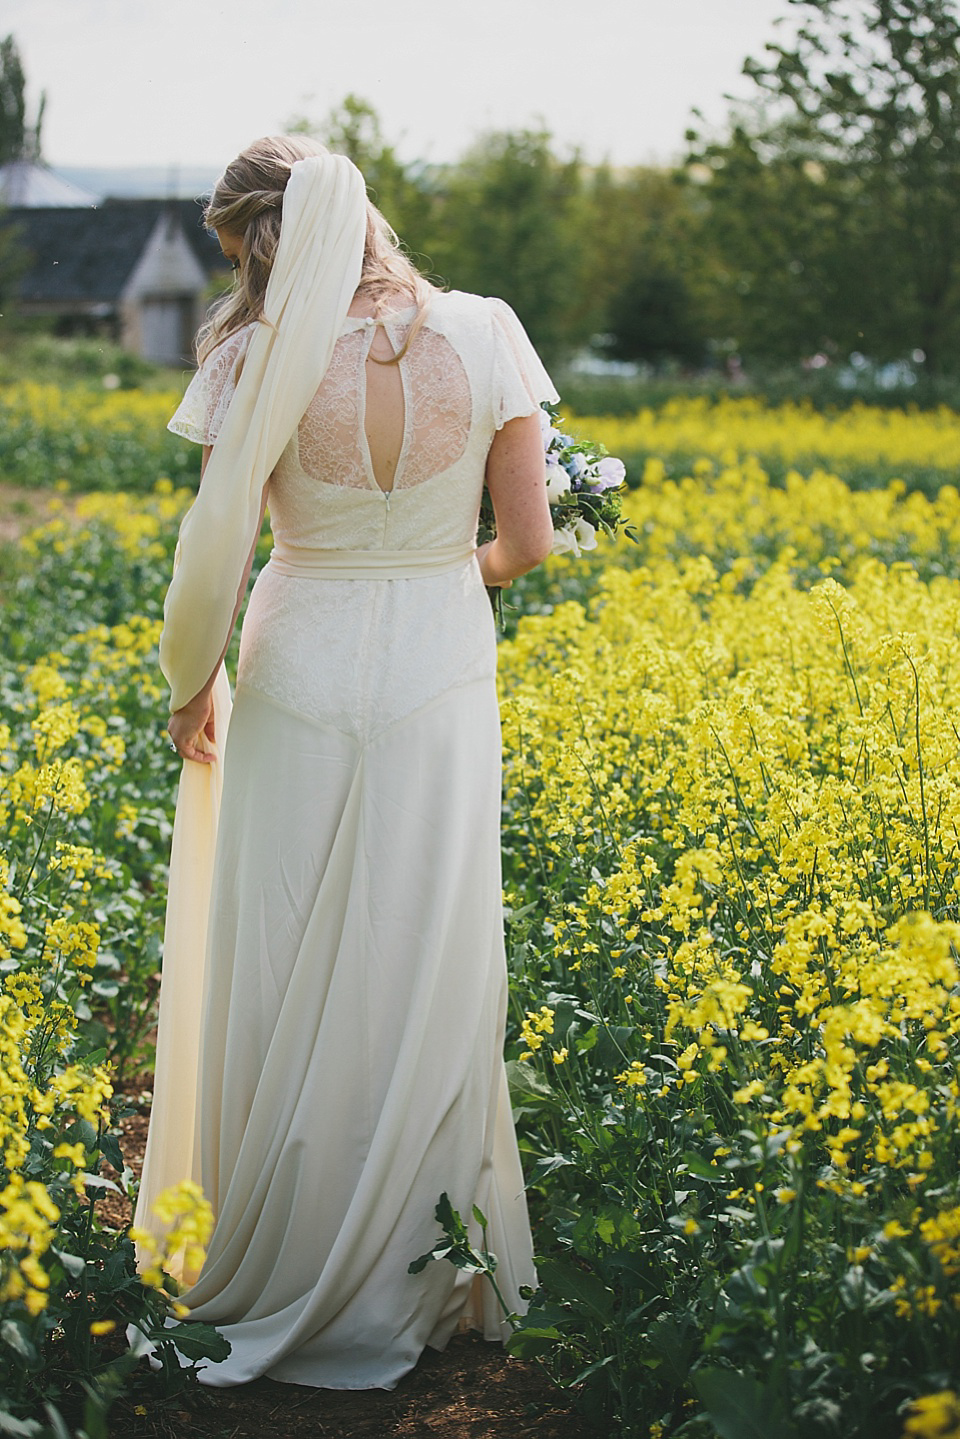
[488,296,560,429]
[167,324,256,445]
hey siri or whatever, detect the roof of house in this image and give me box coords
[0,160,100,208]
[5,199,229,305]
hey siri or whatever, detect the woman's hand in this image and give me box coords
[476,542,512,589]
[167,691,216,765]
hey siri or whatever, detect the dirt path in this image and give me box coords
[0,482,60,542]
[97,1097,598,1439]
[108,1332,595,1439]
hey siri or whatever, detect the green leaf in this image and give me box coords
[408,1242,454,1274]
[575,1026,599,1056]
[595,1215,615,1244]
[594,1024,637,1068]
[159,1322,231,1363]
[98,1127,125,1174]
[409,1194,492,1278]
[0,1409,43,1436]
[762,1128,794,1160]
[0,1320,37,1363]
[646,1313,698,1387]
[51,1246,86,1278]
[694,1369,796,1439]
[40,1405,70,1439]
[64,1118,98,1150]
[80,1174,121,1194]
[682,1150,725,1183]
[568,1354,616,1387]
[533,1151,575,1179]
[538,1257,615,1322]
[505,1059,554,1101]
[505,1325,563,1359]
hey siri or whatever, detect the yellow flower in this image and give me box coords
[903,1390,960,1439]
[518,1005,555,1053]
[130,1181,215,1291]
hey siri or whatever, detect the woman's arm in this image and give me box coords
[167,446,268,764]
[477,413,554,588]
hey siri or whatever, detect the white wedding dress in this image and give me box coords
[135,290,557,1389]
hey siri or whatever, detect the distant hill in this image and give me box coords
[59,165,221,201]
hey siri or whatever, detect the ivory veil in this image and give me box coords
[138,153,366,1255]
[159,154,366,712]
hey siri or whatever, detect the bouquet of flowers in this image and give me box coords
[478,403,635,623]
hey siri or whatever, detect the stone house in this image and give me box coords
[5,198,229,365]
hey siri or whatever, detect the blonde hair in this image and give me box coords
[196,134,435,364]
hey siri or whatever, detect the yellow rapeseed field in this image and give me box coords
[496,435,960,1430]
[573,396,960,475]
[2,398,960,1432]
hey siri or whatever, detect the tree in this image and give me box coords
[688,0,960,370]
[427,128,587,363]
[0,34,43,164]
[584,167,708,367]
[685,121,864,363]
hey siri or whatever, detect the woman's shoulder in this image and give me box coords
[426,291,543,363]
[428,289,502,321]
[424,289,516,347]
[200,320,258,372]
[169,322,258,445]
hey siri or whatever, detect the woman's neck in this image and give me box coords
[347,284,417,319]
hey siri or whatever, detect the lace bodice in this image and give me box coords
[169,291,557,555]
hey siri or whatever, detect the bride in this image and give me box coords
[132,134,557,1389]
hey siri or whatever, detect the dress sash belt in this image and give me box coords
[268,541,476,580]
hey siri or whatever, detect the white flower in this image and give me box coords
[539,409,560,450]
[593,456,626,490]
[551,524,580,556]
[550,518,597,557]
[545,463,571,505]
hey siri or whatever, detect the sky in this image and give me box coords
[8,0,795,176]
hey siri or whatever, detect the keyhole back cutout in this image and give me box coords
[363,324,406,494]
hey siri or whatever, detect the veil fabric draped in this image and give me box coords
[159,154,367,712]
[136,155,367,1256]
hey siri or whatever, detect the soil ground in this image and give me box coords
[0,482,66,541]
[106,1332,597,1439]
[93,1096,601,1439]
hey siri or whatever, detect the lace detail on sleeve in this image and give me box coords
[167,325,256,445]
[488,298,559,429]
